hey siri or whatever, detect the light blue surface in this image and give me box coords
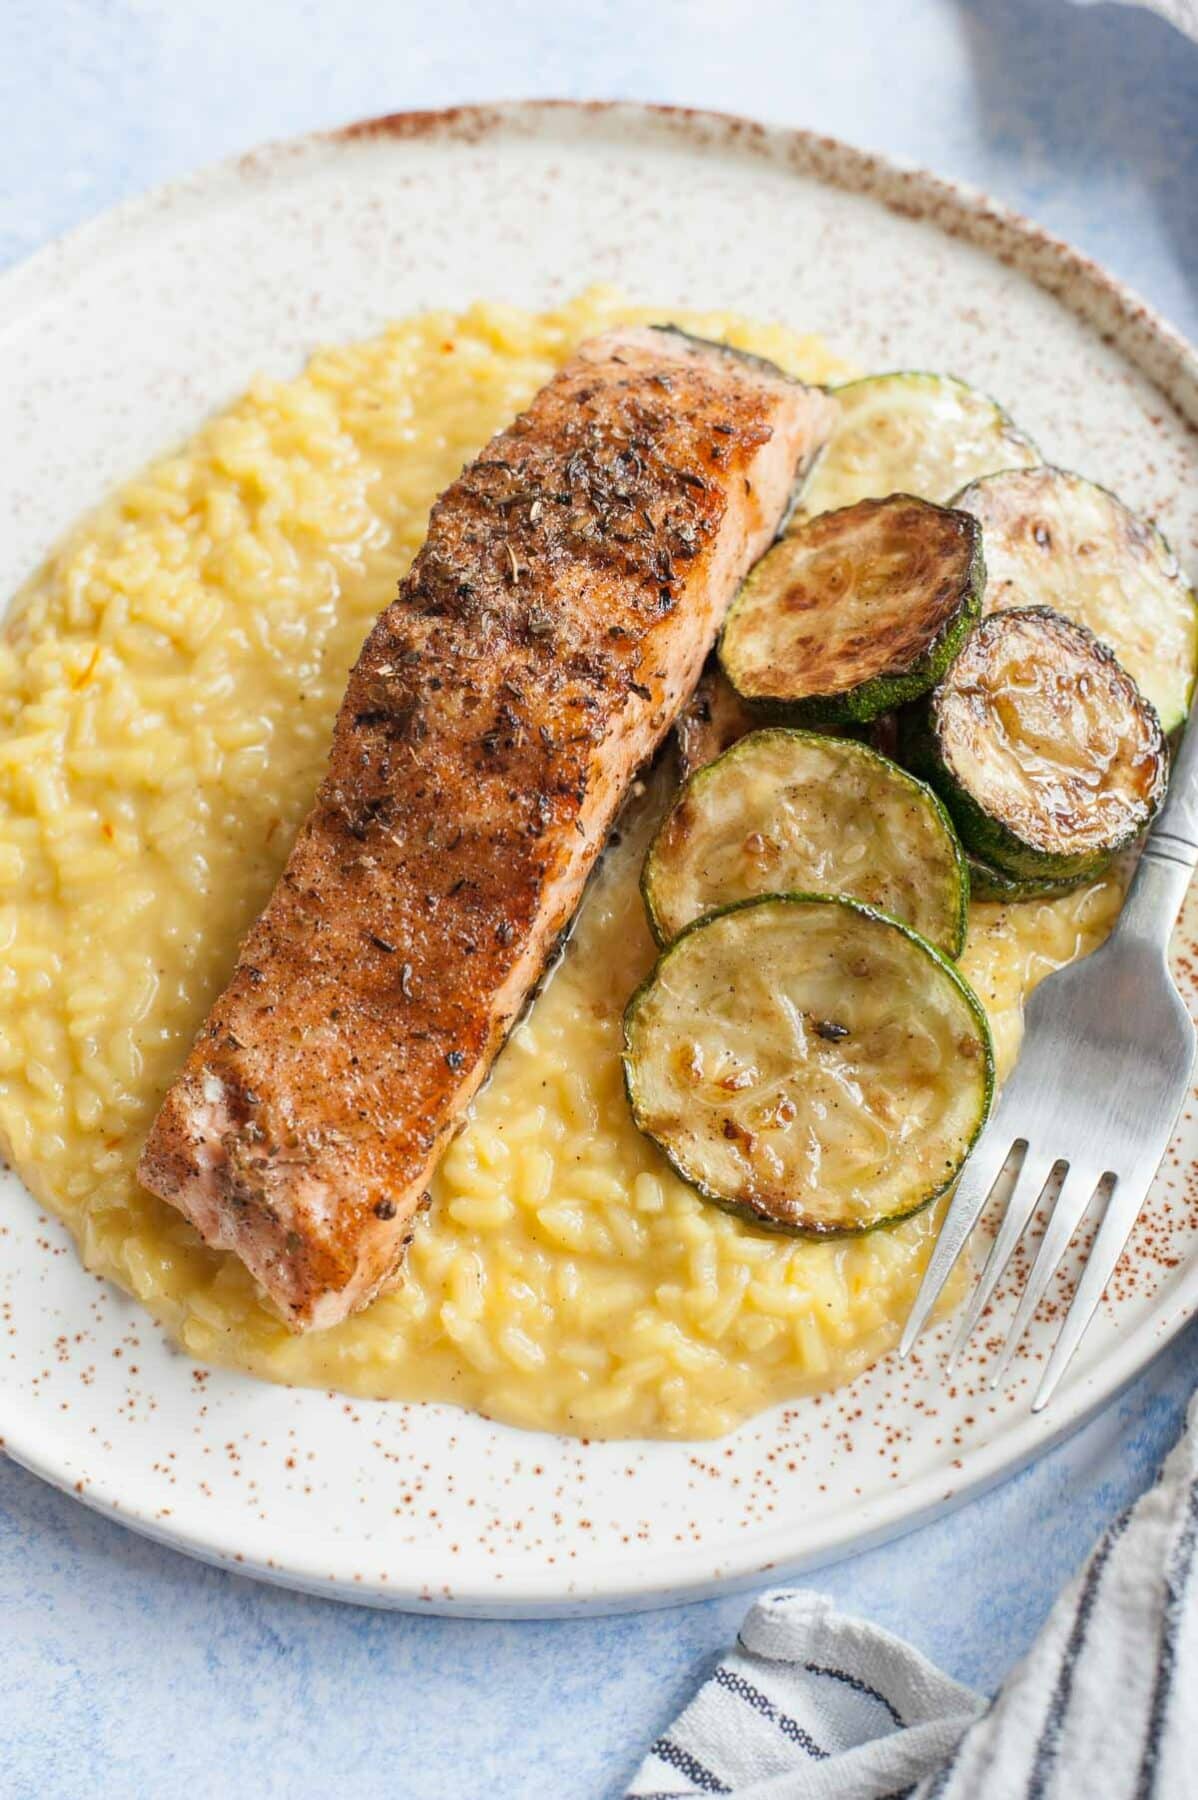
[1,4,1196,1796]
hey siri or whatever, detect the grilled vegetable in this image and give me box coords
[623,894,993,1236]
[954,465,1198,733]
[900,607,1168,880]
[965,854,1091,905]
[797,372,1039,517]
[643,728,968,956]
[720,495,984,723]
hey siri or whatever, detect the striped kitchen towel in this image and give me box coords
[627,1390,1197,1798]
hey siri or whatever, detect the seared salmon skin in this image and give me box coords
[138,327,836,1330]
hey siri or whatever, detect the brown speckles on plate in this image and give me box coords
[0,100,1195,1616]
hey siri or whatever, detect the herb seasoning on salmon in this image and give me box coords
[137,326,835,1330]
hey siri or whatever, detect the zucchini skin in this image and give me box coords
[720,496,986,726]
[622,892,995,1240]
[642,726,971,958]
[964,854,1094,905]
[898,608,1168,880]
[826,370,1035,430]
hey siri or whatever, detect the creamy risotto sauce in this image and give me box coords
[0,293,1122,1438]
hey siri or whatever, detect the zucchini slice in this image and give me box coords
[720,494,984,723]
[954,466,1198,733]
[901,607,1168,880]
[964,854,1091,905]
[797,372,1039,516]
[623,894,994,1236]
[643,728,969,957]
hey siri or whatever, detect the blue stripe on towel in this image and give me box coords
[1135,1475,1198,1799]
[1026,1510,1133,1799]
[713,1664,829,1759]
[803,1660,906,1729]
[648,1737,729,1794]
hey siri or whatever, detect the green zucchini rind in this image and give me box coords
[719,495,984,724]
[797,371,1040,517]
[643,728,969,957]
[623,893,994,1237]
[953,465,1198,734]
[900,606,1168,880]
[964,854,1094,905]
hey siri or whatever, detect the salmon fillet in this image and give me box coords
[138,326,836,1331]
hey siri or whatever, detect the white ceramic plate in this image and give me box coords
[1,102,1196,1616]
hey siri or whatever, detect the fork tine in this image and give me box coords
[988,1164,1104,1392]
[898,1117,1019,1357]
[1032,1160,1159,1413]
[947,1150,1059,1366]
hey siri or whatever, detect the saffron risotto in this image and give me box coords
[0,292,1122,1439]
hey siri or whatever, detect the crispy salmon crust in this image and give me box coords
[137,326,836,1330]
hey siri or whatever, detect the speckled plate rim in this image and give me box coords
[0,100,1195,1616]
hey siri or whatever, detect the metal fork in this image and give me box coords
[898,712,1198,1411]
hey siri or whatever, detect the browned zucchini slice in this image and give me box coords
[900,607,1168,879]
[719,495,984,724]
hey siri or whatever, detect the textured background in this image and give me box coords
[1,3,1196,1796]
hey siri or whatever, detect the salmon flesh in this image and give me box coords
[138,326,836,1330]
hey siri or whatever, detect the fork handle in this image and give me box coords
[1152,699,1198,857]
[1121,707,1198,939]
